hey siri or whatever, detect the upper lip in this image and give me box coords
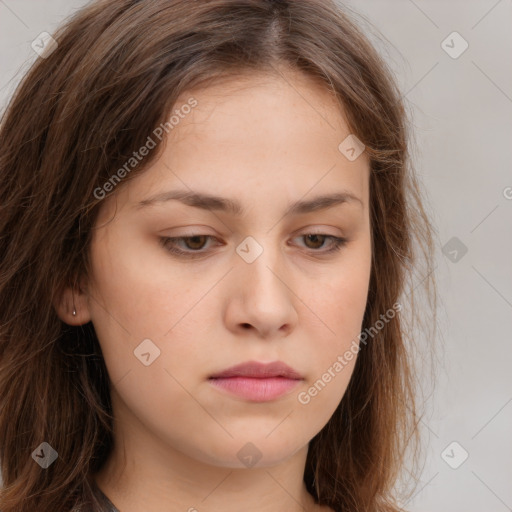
[209,360,303,380]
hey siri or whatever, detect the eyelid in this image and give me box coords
[293,225,343,236]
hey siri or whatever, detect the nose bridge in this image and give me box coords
[234,232,294,315]
[237,232,282,289]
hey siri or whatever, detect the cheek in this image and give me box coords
[87,227,196,337]
[86,229,219,388]
[295,356,356,436]
[294,241,371,406]
[302,242,371,347]
[291,274,368,433]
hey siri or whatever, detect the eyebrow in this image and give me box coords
[136,189,363,216]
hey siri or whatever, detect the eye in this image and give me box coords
[291,233,347,254]
[160,233,347,259]
[159,235,218,258]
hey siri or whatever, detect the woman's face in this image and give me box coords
[84,69,372,468]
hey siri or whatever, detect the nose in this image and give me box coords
[224,240,299,339]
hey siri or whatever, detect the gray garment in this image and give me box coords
[71,481,120,512]
[92,482,120,512]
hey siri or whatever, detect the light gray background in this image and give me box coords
[1,1,511,511]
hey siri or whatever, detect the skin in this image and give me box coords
[55,67,372,512]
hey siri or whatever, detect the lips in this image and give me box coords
[208,361,303,402]
[209,360,303,380]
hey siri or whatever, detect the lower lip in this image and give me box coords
[209,377,302,402]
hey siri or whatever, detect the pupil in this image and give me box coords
[306,234,324,248]
[188,236,206,249]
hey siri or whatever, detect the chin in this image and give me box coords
[194,436,308,470]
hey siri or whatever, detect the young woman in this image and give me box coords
[0,1,437,511]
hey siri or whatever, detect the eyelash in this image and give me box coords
[159,233,348,259]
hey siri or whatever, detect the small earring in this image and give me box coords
[72,307,77,317]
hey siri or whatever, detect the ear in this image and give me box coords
[53,277,92,326]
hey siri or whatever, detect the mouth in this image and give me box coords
[208,360,304,402]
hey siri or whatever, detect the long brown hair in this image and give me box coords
[0,1,438,510]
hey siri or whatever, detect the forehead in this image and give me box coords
[173,68,350,141]
[103,68,370,219]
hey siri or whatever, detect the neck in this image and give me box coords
[93,409,323,512]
